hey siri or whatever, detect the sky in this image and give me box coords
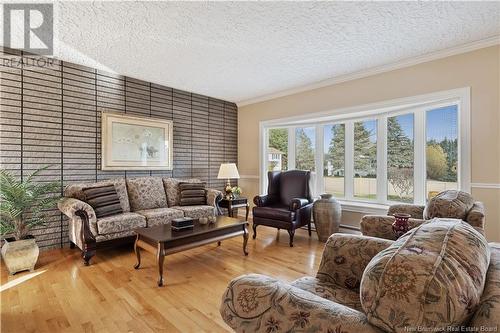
[322,105,458,152]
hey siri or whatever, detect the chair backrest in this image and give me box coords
[267,170,312,206]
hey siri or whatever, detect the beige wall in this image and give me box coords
[238,45,500,241]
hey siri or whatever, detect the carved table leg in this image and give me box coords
[217,241,221,246]
[134,235,141,269]
[245,204,249,221]
[243,226,249,256]
[252,223,257,239]
[157,242,165,287]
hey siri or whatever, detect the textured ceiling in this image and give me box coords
[47,1,500,103]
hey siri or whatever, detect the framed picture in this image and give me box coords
[101,112,173,170]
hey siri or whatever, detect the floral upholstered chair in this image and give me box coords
[361,190,485,240]
[220,219,500,332]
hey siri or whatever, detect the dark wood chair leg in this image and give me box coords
[82,249,95,266]
[252,223,257,239]
[308,222,312,236]
[287,229,295,247]
[69,241,76,249]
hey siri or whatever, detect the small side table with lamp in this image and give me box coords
[217,163,249,221]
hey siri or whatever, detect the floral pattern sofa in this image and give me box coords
[220,219,500,332]
[58,177,222,265]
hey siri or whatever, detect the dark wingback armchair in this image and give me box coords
[252,170,313,247]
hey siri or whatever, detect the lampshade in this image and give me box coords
[217,163,240,179]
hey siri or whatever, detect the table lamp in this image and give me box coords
[217,163,240,199]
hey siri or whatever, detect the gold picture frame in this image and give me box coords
[101,112,173,170]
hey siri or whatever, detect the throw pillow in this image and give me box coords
[424,190,474,220]
[179,182,206,206]
[82,185,123,218]
[360,218,490,333]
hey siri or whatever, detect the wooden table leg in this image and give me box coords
[245,204,249,221]
[134,234,141,269]
[243,226,249,256]
[157,243,165,287]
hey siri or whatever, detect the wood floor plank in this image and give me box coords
[1,224,355,332]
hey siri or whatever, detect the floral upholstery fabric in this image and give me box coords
[220,273,383,333]
[317,233,394,290]
[291,276,363,311]
[466,202,486,229]
[170,205,215,219]
[95,229,136,242]
[126,177,168,211]
[96,212,146,235]
[58,197,98,237]
[64,178,130,212]
[206,188,223,207]
[135,207,184,227]
[469,243,500,329]
[387,204,425,219]
[360,219,490,333]
[424,190,474,220]
[360,216,426,240]
[163,178,202,207]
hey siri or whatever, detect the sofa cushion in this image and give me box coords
[179,182,206,206]
[82,185,123,218]
[291,276,362,311]
[64,178,130,212]
[126,177,168,211]
[253,205,295,222]
[136,207,184,227]
[360,219,490,333]
[170,205,215,219]
[163,178,202,207]
[96,212,146,235]
[424,190,474,220]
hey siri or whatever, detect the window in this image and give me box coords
[354,120,377,200]
[295,127,315,171]
[262,89,469,207]
[324,124,345,197]
[387,114,414,203]
[426,105,458,198]
[268,128,288,171]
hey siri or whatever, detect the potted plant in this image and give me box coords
[0,166,60,274]
[231,186,242,198]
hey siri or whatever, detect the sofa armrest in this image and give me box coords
[317,234,393,290]
[290,197,310,211]
[466,201,485,229]
[220,273,382,333]
[253,194,277,207]
[58,198,98,236]
[360,215,426,240]
[387,203,425,219]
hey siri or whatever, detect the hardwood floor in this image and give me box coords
[1,224,333,333]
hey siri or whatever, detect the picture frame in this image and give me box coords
[101,112,173,170]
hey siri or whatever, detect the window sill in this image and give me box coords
[338,200,389,215]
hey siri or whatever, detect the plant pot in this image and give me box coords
[313,194,342,242]
[1,236,39,275]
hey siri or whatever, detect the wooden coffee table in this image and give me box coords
[133,216,249,286]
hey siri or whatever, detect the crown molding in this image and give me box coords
[237,36,500,107]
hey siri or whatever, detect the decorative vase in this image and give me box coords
[313,194,342,242]
[392,213,411,238]
[1,236,39,275]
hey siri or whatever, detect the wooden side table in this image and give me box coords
[219,197,249,221]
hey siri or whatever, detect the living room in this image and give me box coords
[1,2,499,332]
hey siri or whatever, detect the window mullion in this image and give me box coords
[315,124,324,197]
[288,127,296,170]
[414,110,426,205]
[344,122,354,199]
[377,116,387,204]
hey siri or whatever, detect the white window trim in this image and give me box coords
[259,88,471,212]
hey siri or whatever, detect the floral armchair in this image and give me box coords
[220,225,500,332]
[361,190,485,240]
